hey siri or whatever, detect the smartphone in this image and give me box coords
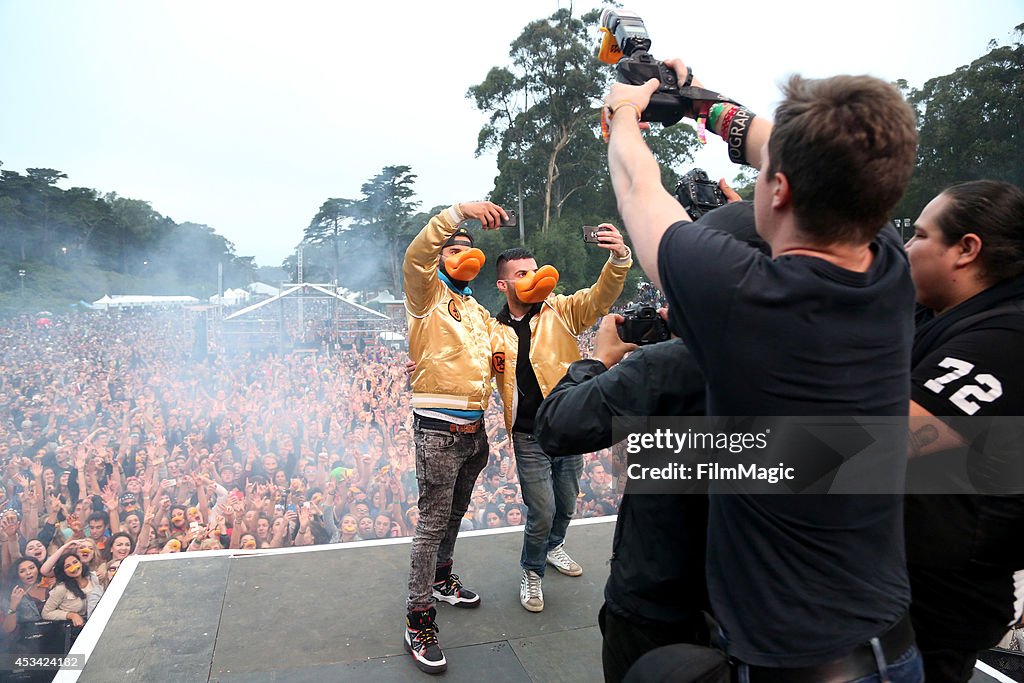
[287,504,297,514]
[189,521,200,532]
[166,478,177,486]
[582,225,610,243]
[499,210,517,228]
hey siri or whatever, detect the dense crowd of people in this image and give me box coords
[0,306,619,659]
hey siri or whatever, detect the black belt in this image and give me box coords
[740,614,915,683]
[415,416,482,434]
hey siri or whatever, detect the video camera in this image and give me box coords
[674,168,727,219]
[598,8,738,126]
[617,305,670,346]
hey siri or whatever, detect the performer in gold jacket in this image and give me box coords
[402,200,505,675]
[489,225,631,613]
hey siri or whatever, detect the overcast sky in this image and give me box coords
[1,1,1019,267]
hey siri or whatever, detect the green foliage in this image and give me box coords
[468,6,698,248]
[300,165,421,294]
[729,166,759,201]
[896,26,1024,218]
[0,164,256,308]
[468,9,611,235]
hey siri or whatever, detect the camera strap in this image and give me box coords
[677,86,742,120]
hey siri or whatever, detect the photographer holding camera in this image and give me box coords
[536,201,759,683]
[489,227,631,614]
[602,41,921,683]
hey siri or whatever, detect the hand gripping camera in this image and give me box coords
[598,9,739,126]
[674,168,728,219]
[617,305,670,346]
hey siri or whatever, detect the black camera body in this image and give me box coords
[674,168,728,219]
[599,9,738,127]
[615,52,687,126]
[617,305,670,346]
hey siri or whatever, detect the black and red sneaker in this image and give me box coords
[432,573,481,608]
[404,607,446,674]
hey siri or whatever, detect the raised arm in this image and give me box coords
[604,61,772,289]
[403,202,505,314]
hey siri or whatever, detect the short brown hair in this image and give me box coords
[768,74,918,243]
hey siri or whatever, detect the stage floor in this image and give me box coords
[61,519,615,683]
[52,516,1016,682]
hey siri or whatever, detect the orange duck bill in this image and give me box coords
[445,248,486,281]
[515,265,559,304]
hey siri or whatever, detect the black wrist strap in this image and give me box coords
[727,108,755,166]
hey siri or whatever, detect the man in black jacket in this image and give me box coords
[535,321,707,683]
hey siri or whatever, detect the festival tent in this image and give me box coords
[91,294,201,310]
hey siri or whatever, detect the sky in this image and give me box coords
[1,0,1020,268]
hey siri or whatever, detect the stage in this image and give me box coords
[57,518,615,682]
[49,516,1019,682]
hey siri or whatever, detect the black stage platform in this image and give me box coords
[58,518,615,683]
[52,516,1017,683]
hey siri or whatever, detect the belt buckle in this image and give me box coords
[449,421,478,434]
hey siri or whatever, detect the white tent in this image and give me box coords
[91,294,200,310]
[209,288,250,306]
[247,282,279,297]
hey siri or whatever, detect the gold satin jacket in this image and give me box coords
[490,252,631,432]
[404,205,494,412]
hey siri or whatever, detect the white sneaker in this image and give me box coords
[546,543,583,577]
[520,569,544,612]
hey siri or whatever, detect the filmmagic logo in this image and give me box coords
[627,462,796,483]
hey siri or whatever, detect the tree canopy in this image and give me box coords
[895,24,1024,218]
[0,165,257,306]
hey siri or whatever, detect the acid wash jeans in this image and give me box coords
[406,423,488,611]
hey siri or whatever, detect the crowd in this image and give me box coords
[0,307,619,659]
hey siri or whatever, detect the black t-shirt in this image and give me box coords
[501,306,544,434]
[905,287,1024,649]
[658,220,915,667]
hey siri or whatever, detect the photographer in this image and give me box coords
[536,201,757,683]
[490,230,631,613]
[604,59,921,681]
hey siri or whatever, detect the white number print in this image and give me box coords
[923,356,1003,415]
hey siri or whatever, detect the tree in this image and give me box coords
[896,24,1024,217]
[305,198,356,282]
[302,165,420,294]
[469,9,608,235]
[469,9,700,240]
[728,166,759,201]
[358,166,420,294]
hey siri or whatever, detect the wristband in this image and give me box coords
[707,102,727,134]
[726,107,755,166]
[716,105,740,140]
[609,101,642,120]
[601,102,643,143]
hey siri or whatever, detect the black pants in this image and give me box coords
[599,603,709,683]
[919,646,978,683]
